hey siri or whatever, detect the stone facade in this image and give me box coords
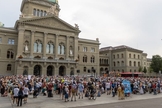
[0,0,100,76]
[99,45,151,75]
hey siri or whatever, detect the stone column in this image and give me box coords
[43,33,47,59]
[30,31,35,58]
[66,36,69,60]
[54,67,59,76]
[17,28,25,57]
[42,66,46,76]
[55,34,58,59]
[66,67,70,76]
[74,37,78,60]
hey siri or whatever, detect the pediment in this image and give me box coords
[21,16,80,32]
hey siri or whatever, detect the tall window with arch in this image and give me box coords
[58,43,65,55]
[7,50,14,59]
[83,55,87,63]
[34,40,42,53]
[7,64,11,71]
[91,56,95,63]
[33,8,37,16]
[37,9,40,16]
[44,11,47,16]
[46,41,54,54]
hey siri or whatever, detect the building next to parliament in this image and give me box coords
[0,0,100,76]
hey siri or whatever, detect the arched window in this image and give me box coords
[7,64,11,71]
[134,54,136,59]
[102,59,104,64]
[44,11,47,16]
[117,61,120,66]
[121,61,124,66]
[91,56,95,63]
[129,61,132,66]
[83,55,87,63]
[114,62,116,67]
[41,10,43,16]
[104,59,106,64]
[138,62,140,67]
[7,50,14,59]
[33,8,36,16]
[58,43,65,55]
[134,61,136,67]
[46,42,54,54]
[129,54,131,58]
[84,67,86,72]
[34,40,42,53]
[37,9,40,16]
[121,53,124,58]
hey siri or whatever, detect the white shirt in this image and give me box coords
[14,88,19,96]
[105,82,111,88]
[23,87,29,95]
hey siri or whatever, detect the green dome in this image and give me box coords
[48,0,58,4]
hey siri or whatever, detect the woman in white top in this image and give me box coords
[105,80,111,95]
[13,85,19,105]
[23,85,29,104]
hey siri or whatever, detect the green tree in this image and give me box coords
[143,67,147,73]
[138,66,143,72]
[150,55,162,73]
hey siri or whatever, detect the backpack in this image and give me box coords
[18,90,23,97]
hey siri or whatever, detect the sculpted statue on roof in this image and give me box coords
[47,4,58,16]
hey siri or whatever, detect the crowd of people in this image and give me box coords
[0,75,162,107]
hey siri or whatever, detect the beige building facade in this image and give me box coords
[99,45,151,75]
[0,0,100,76]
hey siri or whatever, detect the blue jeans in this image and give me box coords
[112,92,115,97]
[153,88,156,95]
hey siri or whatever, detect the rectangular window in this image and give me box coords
[0,37,2,43]
[8,39,15,45]
[91,48,95,52]
[83,47,87,52]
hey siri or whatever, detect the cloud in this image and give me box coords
[1,0,162,58]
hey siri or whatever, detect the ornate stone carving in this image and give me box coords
[47,5,58,16]
[75,24,79,29]
[25,18,74,31]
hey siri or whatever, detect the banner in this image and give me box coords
[122,80,131,94]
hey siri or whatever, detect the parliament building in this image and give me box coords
[0,0,100,76]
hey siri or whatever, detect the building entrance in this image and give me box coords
[59,66,65,76]
[47,65,53,76]
[34,65,41,76]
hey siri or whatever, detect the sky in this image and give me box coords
[0,0,162,58]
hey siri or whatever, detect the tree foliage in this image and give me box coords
[150,55,162,73]
[143,67,147,73]
[138,66,143,72]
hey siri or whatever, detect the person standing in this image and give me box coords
[13,85,19,105]
[71,82,77,101]
[17,87,24,107]
[23,85,29,104]
[78,82,84,99]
